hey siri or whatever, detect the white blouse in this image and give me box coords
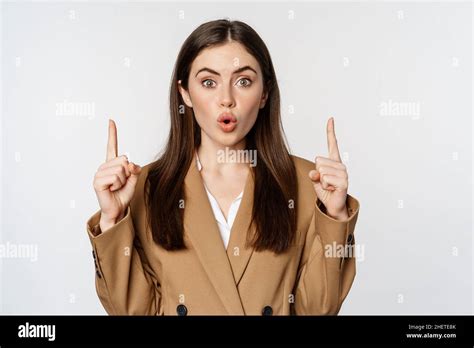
[195,152,243,249]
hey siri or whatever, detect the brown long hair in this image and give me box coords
[145,19,297,254]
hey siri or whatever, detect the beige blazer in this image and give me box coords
[86,154,360,315]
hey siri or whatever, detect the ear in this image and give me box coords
[259,89,268,109]
[178,80,193,108]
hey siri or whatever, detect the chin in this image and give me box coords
[213,134,245,148]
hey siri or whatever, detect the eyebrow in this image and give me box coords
[194,65,258,77]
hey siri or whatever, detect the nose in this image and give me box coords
[219,84,235,108]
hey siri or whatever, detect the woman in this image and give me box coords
[87,19,360,315]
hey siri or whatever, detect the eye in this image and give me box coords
[201,79,216,88]
[237,78,252,88]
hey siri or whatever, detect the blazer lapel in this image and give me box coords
[226,168,255,287]
[183,154,245,315]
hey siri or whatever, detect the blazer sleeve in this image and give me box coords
[292,194,360,315]
[86,206,161,315]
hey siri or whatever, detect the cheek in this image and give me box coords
[236,90,262,124]
[188,85,212,109]
[187,85,214,124]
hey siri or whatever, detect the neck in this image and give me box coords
[197,134,249,175]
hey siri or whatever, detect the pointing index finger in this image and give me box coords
[106,119,118,161]
[327,117,342,162]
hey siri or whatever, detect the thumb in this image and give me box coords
[129,162,142,175]
[309,170,324,196]
[121,162,141,197]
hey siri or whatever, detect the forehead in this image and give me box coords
[191,41,261,75]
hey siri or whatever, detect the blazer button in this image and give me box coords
[176,304,188,316]
[96,270,102,278]
[347,233,354,244]
[92,250,96,260]
[262,305,273,316]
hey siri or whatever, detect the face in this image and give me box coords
[178,41,268,148]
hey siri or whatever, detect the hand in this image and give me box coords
[308,117,349,220]
[93,119,142,231]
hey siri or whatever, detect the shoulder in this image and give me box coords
[290,154,315,175]
[135,161,153,188]
[129,161,154,210]
[289,154,317,210]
